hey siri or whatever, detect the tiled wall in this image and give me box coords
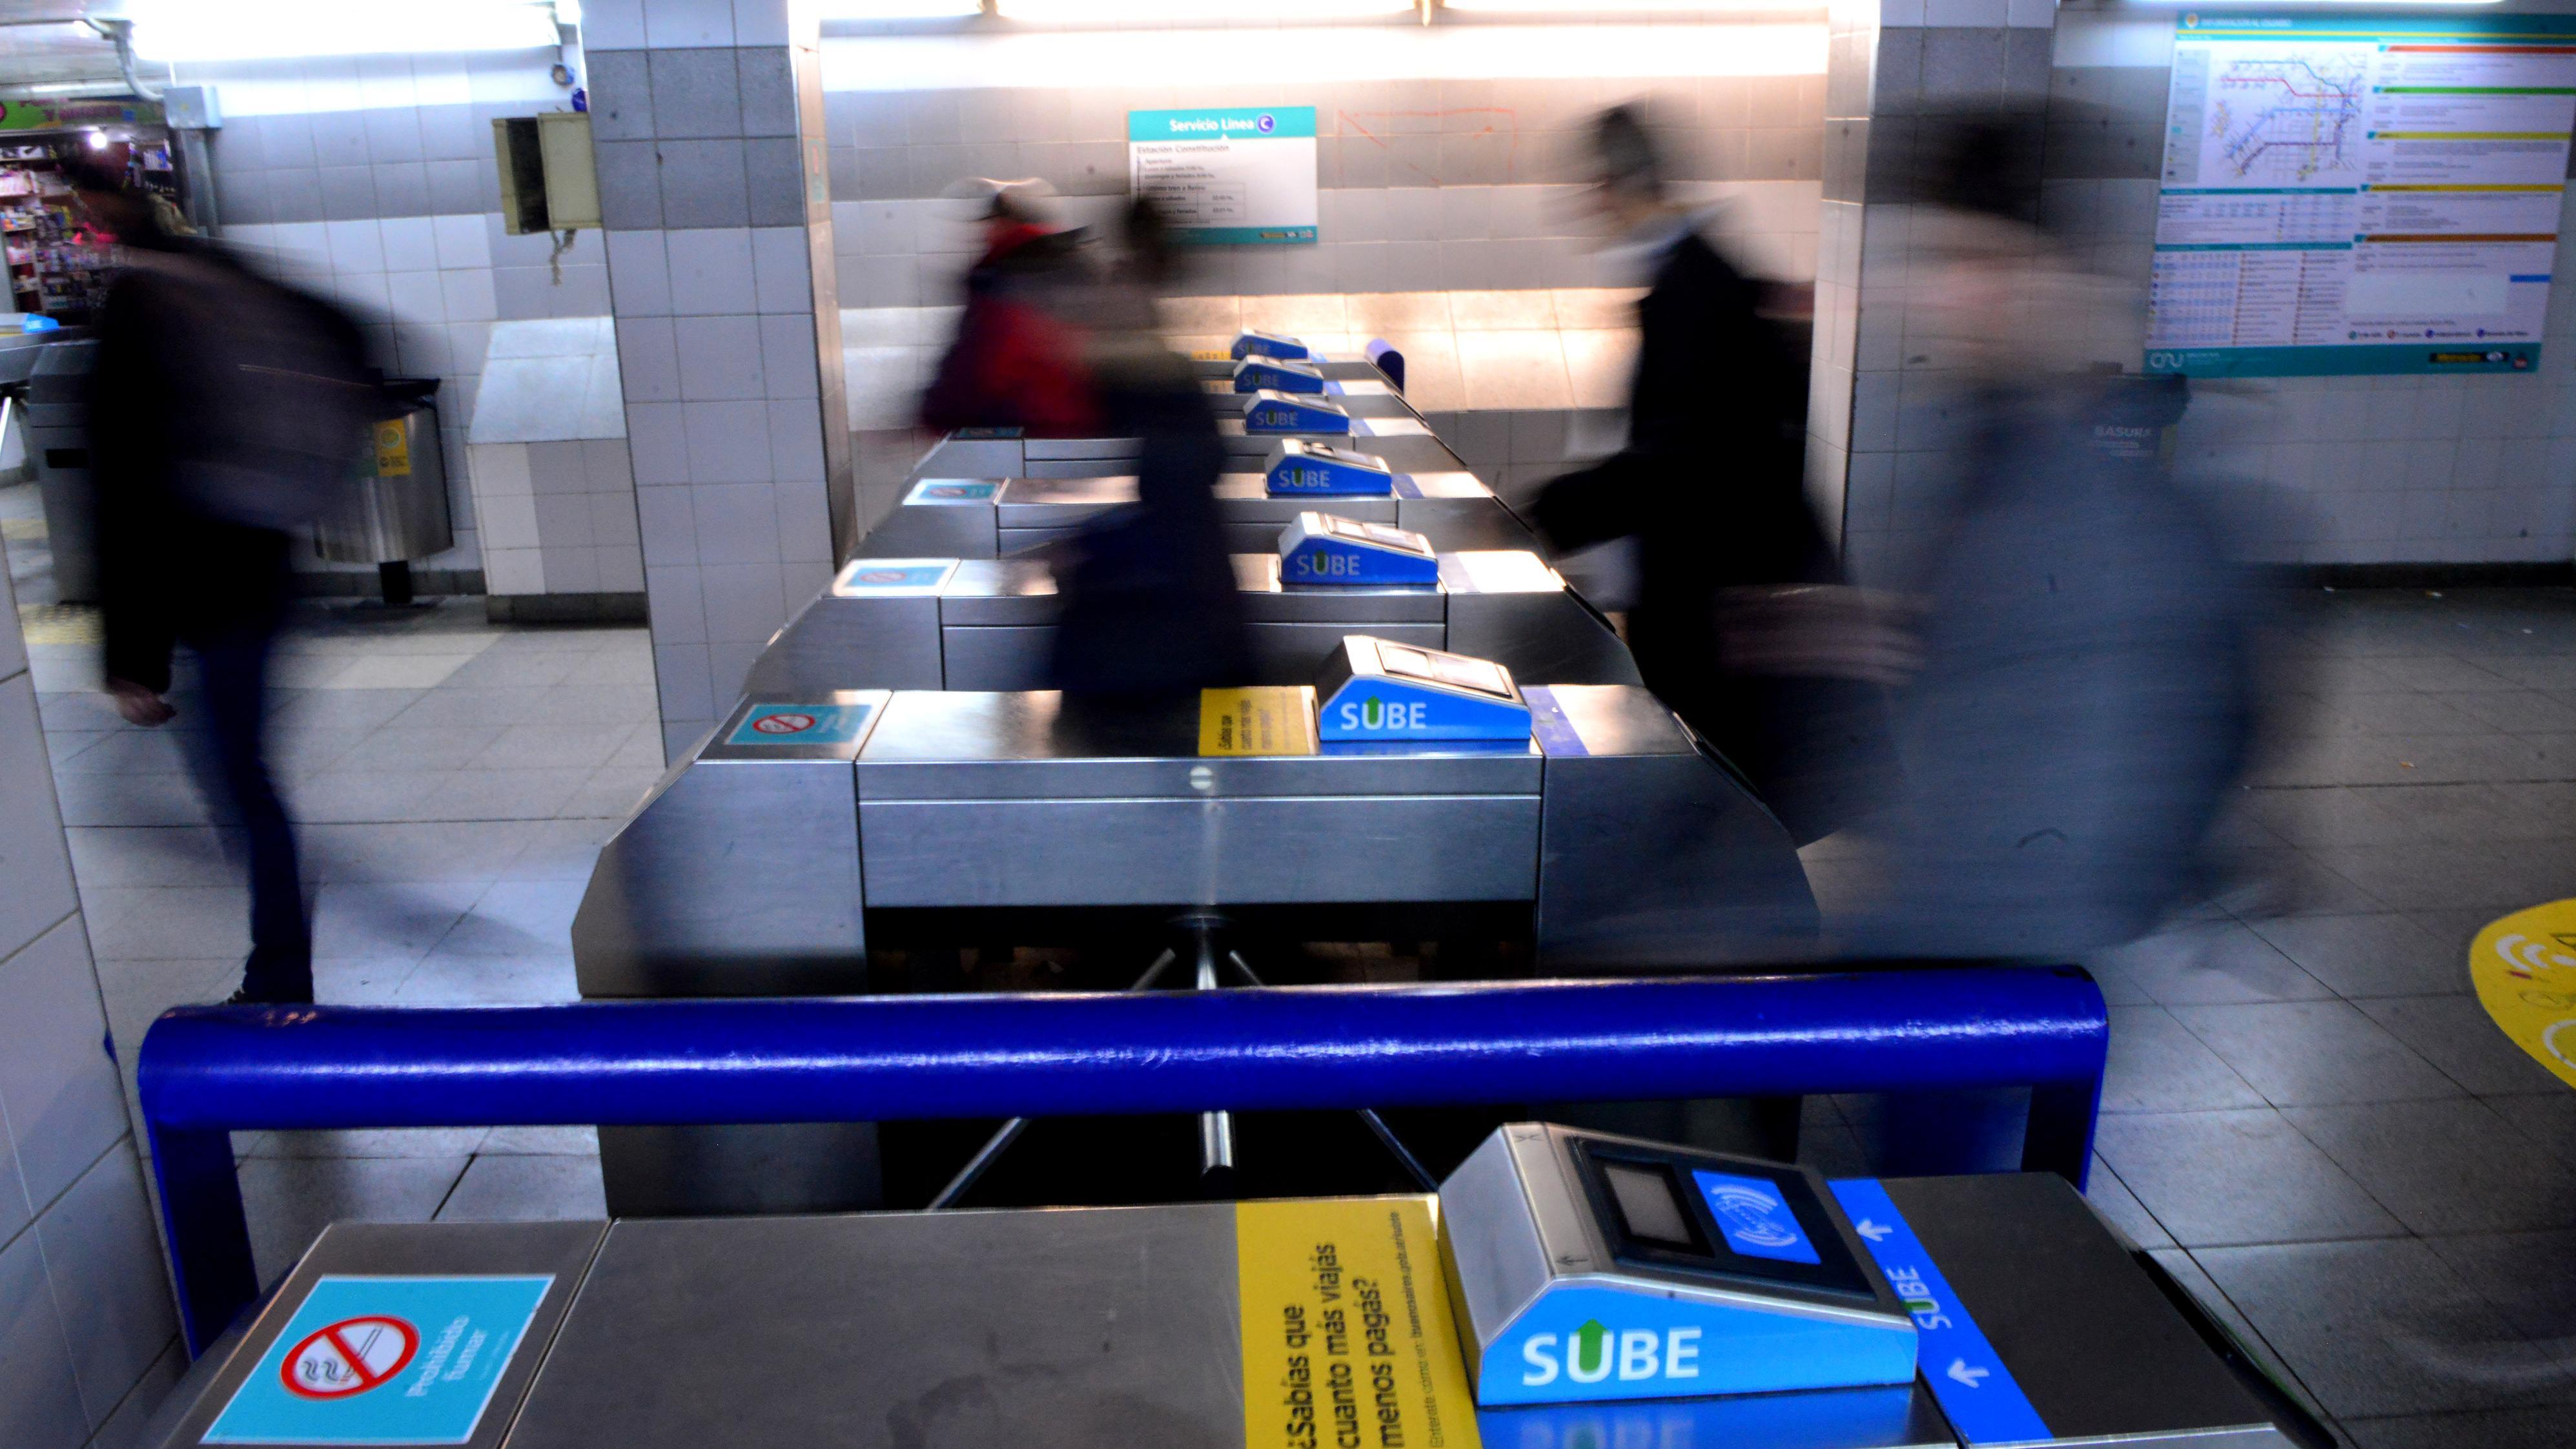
[820,72,1828,303]
[0,566,182,1448]
[584,0,850,757]
[177,50,611,586]
[2041,6,2576,568]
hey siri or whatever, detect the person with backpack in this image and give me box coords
[74,158,376,1005]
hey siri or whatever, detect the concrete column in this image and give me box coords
[584,0,853,757]
[1808,0,2059,582]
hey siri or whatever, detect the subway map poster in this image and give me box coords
[2147,15,2576,377]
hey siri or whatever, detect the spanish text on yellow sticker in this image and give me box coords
[2472,899,2576,1091]
[373,420,412,477]
[1237,1197,1481,1449]
[1200,686,1319,757]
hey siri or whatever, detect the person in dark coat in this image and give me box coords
[919,180,1102,438]
[1530,106,1885,846]
[77,162,374,1005]
[1046,199,1251,703]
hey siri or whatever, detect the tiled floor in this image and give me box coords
[12,473,2576,1448]
[3,482,656,1290]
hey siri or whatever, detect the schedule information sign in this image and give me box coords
[2147,15,2576,377]
[1129,107,1318,245]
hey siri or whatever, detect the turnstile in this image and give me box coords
[144,1169,2311,1449]
[573,683,1812,996]
[921,423,1472,477]
[857,469,1537,559]
[741,551,1636,697]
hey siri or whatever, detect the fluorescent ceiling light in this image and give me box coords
[1444,0,1817,10]
[815,0,986,17]
[124,1,562,62]
[997,0,1411,20]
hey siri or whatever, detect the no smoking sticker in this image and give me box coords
[725,703,874,748]
[283,1316,418,1399]
[205,1275,552,1445]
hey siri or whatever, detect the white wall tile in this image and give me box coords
[0,917,125,1215]
[40,1143,176,1426]
[0,677,76,959]
[440,269,500,324]
[759,314,819,400]
[604,231,673,318]
[683,400,773,482]
[0,1231,87,1449]
[431,213,491,270]
[665,229,759,316]
[378,216,439,272]
[646,0,735,46]
[325,218,384,274]
[751,227,813,314]
[617,318,684,405]
[627,402,692,485]
[674,316,767,402]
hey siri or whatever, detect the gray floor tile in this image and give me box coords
[309,881,486,960]
[2202,846,2391,917]
[265,688,430,733]
[298,821,540,885]
[236,1155,471,1288]
[466,722,640,770]
[2356,996,2566,1096]
[283,768,443,824]
[438,650,586,690]
[2148,1248,2330,1427]
[96,958,240,1051]
[2194,1237,2576,1417]
[2101,1005,2268,1113]
[2245,914,2467,998]
[409,768,593,823]
[2482,1093,2576,1169]
[309,956,416,1005]
[2421,1230,2576,1347]
[2094,921,2335,1005]
[65,827,245,890]
[2302,843,2566,911]
[2285,1100,2576,1235]
[2431,687,2576,734]
[480,1125,598,1155]
[434,879,585,958]
[2351,655,2522,693]
[239,1129,492,1160]
[562,765,662,819]
[2096,1109,2403,1248]
[500,818,616,881]
[327,724,511,774]
[2080,1155,2172,1249]
[433,1153,607,1222]
[381,686,555,730]
[2343,1408,2576,1449]
[393,953,579,1004]
[2169,1000,2464,1106]
[50,770,221,828]
[85,886,249,963]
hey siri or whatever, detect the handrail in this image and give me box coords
[138,969,2107,1354]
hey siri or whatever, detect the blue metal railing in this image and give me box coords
[137,969,2107,1354]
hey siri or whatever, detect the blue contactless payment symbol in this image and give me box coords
[1691,1171,1821,1264]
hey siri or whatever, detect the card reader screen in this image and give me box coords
[1690,1170,1823,1264]
[1602,1164,1696,1248]
[1376,644,1513,698]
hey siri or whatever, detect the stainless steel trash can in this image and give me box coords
[312,377,454,605]
[25,338,97,602]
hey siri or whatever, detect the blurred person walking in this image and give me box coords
[1530,105,1887,847]
[919,179,1102,438]
[76,160,376,1005]
[1047,197,1251,701]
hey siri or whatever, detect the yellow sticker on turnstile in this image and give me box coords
[373,420,411,477]
[1191,349,1232,361]
[1200,686,1319,757]
[1236,1197,1482,1449]
[2471,898,2576,1091]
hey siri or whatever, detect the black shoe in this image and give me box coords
[223,988,314,1007]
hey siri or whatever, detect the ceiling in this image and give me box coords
[0,2,127,91]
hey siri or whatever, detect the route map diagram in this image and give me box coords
[2149,15,2576,377]
[2208,50,2367,184]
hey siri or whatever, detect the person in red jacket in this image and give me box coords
[919,180,1101,437]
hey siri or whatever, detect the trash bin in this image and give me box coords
[312,376,455,606]
[25,338,97,602]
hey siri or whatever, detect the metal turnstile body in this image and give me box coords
[147,1175,2307,1449]
[573,683,1815,998]
[857,469,1536,559]
[742,551,1637,697]
[921,425,1473,478]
